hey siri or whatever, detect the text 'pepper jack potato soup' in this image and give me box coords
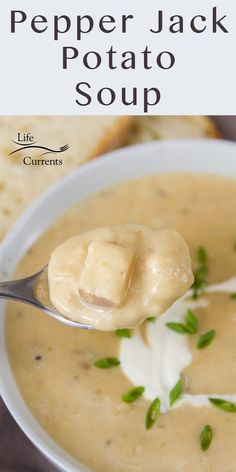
[5,173,236,472]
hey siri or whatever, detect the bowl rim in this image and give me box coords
[1,138,236,472]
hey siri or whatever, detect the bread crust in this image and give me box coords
[123,116,220,146]
[89,116,133,159]
[0,115,220,241]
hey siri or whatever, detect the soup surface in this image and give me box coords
[6,173,236,472]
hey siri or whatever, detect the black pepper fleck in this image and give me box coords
[35,355,42,361]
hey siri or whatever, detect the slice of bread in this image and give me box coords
[0,116,132,240]
[123,116,220,146]
[0,115,220,241]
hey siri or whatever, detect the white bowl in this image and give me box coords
[0,139,236,472]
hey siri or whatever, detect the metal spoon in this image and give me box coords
[0,266,93,329]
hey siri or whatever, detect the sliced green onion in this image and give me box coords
[166,309,198,336]
[145,397,161,430]
[94,357,120,368]
[192,246,208,299]
[115,329,132,338]
[169,378,183,406]
[197,246,207,265]
[209,398,236,412]
[122,386,145,403]
[166,322,194,334]
[200,425,213,451]
[185,309,198,334]
[197,330,215,349]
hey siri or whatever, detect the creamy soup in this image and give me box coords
[5,174,236,472]
[48,225,193,330]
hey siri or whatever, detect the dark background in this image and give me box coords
[1,116,236,472]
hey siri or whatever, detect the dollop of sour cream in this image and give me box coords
[120,277,236,412]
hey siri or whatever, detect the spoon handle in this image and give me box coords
[0,275,36,304]
[0,268,93,329]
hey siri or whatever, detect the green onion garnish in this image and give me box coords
[209,398,236,412]
[197,330,215,349]
[200,425,213,451]
[197,246,207,265]
[192,246,208,299]
[94,357,120,368]
[169,378,183,406]
[145,397,161,430]
[115,329,132,338]
[122,386,145,403]
[230,293,236,300]
[166,309,198,335]
[146,317,156,322]
[185,309,198,334]
[166,322,193,334]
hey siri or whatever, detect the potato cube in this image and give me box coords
[78,241,134,307]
